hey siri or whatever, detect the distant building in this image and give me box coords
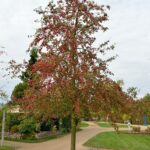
[8,105,22,113]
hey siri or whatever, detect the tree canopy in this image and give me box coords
[9,1,128,150]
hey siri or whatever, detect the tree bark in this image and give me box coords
[71,111,77,150]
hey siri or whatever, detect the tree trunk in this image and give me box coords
[71,111,77,150]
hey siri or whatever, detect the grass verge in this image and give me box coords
[79,121,89,128]
[0,146,15,150]
[98,122,127,128]
[84,131,150,150]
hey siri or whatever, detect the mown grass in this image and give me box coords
[84,131,150,150]
[0,146,15,150]
[98,122,127,128]
[79,121,89,128]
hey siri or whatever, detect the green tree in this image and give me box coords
[20,48,38,82]
[127,87,139,99]
[11,48,38,102]
[11,83,28,101]
[143,93,150,101]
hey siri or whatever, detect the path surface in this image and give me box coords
[5,122,109,150]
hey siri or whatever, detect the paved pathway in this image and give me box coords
[5,122,109,150]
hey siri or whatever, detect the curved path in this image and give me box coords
[5,122,110,150]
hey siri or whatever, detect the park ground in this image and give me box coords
[4,122,108,150]
[3,122,149,150]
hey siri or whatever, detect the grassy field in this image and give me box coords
[84,131,150,150]
[0,146,15,150]
[79,121,89,128]
[98,122,127,128]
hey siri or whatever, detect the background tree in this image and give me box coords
[11,82,28,102]
[130,93,150,124]
[11,48,38,103]
[116,79,124,88]
[127,87,139,99]
[143,93,150,101]
[20,47,38,82]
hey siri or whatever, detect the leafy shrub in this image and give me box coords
[61,116,71,132]
[6,113,22,132]
[60,128,68,134]
[10,125,19,133]
[132,126,141,132]
[18,117,36,135]
[40,120,52,131]
[40,118,59,131]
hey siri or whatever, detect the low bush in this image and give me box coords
[10,125,19,133]
[18,117,36,137]
[61,116,71,132]
[6,113,22,132]
[132,126,141,132]
[40,120,52,131]
[60,128,68,134]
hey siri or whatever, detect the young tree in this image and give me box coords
[16,1,120,150]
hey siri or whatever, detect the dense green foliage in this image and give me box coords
[11,83,28,101]
[143,93,150,101]
[18,117,37,135]
[11,48,38,102]
[84,131,150,150]
[6,113,22,132]
[20,48,38,82]
[61,116,71,133]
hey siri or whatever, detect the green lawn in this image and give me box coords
[79,121,89,128]
[98,122,127,128]
[84,131,150,150]
[0,146,15,150]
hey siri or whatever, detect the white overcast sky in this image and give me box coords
[0,0,150,98]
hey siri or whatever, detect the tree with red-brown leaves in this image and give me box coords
[17,1,121,150]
